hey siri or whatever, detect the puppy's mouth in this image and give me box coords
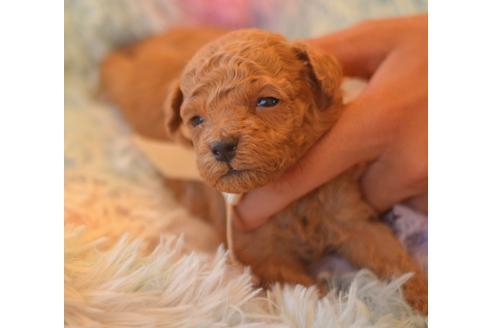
[218,167,255,185]
[221,168,250,178]
[212,166,262,193]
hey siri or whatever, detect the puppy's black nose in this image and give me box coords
[211,138,238,162]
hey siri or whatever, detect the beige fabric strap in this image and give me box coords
[222,193,243,263]
[132,135,202,181]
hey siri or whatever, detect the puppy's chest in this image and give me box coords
[272,170,374,256]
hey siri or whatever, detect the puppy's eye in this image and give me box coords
[190,115,204,127]
[256,97,279,107]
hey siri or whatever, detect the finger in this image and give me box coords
[361,102,427,212]
[235,97,381,230]
[304,21,395,78]
[304,14,428,79]
[361,157,428,213]
[404,193,428,214]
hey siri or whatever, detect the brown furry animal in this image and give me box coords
[101,27,427,313]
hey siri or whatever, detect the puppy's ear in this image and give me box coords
[163,79,192,146]
[292,42,343,110]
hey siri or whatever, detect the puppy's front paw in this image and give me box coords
[403,275,428,314]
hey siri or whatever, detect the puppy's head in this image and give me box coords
[164,29,343,193]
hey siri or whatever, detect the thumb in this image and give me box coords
[236,97,379,230]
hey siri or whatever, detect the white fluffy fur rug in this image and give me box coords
[65,227,425,327]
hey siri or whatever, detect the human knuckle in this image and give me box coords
[405,162,428,191]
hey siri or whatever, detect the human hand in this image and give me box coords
[236,14,428,230]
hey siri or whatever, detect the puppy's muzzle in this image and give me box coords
[210,138,238,163]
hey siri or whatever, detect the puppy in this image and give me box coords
[101,27,427,313]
